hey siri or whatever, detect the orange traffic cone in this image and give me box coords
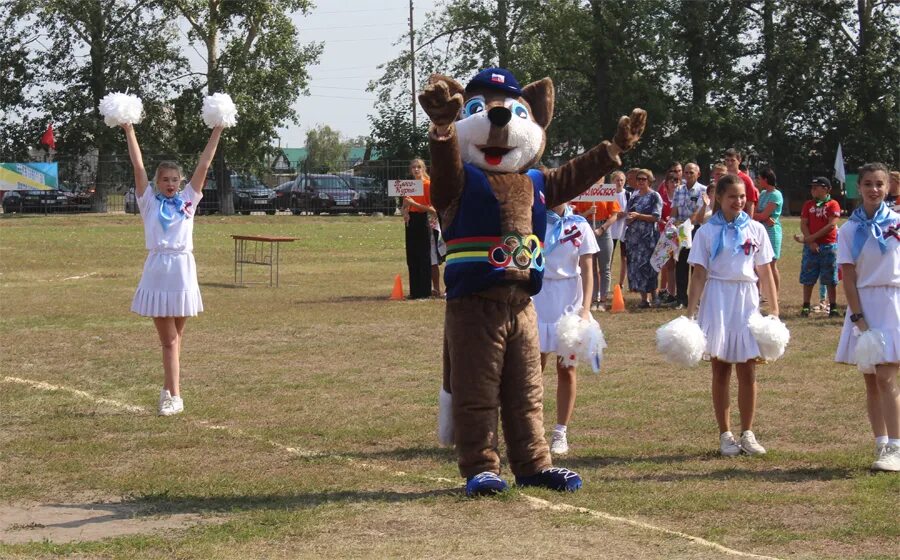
[390,274,404,300]
[611,284,626,313]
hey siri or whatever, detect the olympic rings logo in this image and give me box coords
[488,233,544,272]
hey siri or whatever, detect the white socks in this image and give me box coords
[875,436,889,446]
[554,424,567,433]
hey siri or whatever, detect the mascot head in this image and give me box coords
[442,68,554,174]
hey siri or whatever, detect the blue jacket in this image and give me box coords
[443,164,546,299]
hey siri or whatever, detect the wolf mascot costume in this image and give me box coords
[420,68,646,496]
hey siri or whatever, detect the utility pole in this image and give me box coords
[409,0,417,136]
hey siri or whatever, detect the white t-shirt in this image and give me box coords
[836,215,900,288]
[688,219,773,282]
[543,220,599,280]
[138,185,202,252]
[609,190,629,240]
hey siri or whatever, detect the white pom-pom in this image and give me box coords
[202,93,238,128]
[556,309,607,373]
[748,313,790,362]
[98,92,143,127]
[437,388,454,446]
[656,316,707,367]
[855,328,886,374]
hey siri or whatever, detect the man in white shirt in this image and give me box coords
[672,163,706,308]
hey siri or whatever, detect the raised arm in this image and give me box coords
[189,126,224,193]
[544,109,646,208]
[122,124,149,197]
[418,75,465,212]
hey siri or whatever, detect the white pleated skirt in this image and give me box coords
[697,278,760,364]
[835,285,900,371]
[131,251,203,317]
[533,276,583,353]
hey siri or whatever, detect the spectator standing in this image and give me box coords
[657,172,679,305]
[753,168,783,292]
[403,159,437,299]
[795,177,842,317]
[886,171,900,209]
[672,162,706,308]
[724,148,759,216]
[624,169,663,308]
[609,171,631,291]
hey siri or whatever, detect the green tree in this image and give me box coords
[0,7,42,161]
[164,0,322,213]
[4,0,187,209]
[304,124,347,173]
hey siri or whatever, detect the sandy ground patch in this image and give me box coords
[0,500,218,544]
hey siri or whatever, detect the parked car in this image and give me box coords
[340,175,393,214]
[232,176,276,215]
[286,173,359,214]
[198,171,274,215]
[58,182,97,212]
[2,188,69,214]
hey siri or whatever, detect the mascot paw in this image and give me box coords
[465,472,509,497]
[418,75,464,127]
[438,388,454,446]
[516,467,582,492]
[612,108,648,152]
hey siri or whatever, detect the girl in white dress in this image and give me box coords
[123,123,223,416]
[687,175,779,457]
[532,203,599,455]
[834,163,900,472]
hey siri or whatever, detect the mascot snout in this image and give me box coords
[487,106,512,127]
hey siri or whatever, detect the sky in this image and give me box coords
[237,0,440,149]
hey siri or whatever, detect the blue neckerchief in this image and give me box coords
[544,205,587,254]
[156,192,186,230]
[849,202,893,261]
[709,210,751,260]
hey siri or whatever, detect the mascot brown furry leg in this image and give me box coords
[419,68,646,496]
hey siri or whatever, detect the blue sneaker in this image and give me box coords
[465,471,509,497]
[515,467,582,492]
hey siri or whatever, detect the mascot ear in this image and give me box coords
[427,73,465,98]
[521,78,554,129]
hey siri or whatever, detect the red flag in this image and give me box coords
[40,123,55,150]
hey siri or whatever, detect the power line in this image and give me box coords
[297,22,406,31]
[303,94,375,101]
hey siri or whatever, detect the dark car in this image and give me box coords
[232,175,276,215]
[286,173,359,215]
[340,175,393,214]
[58,182,97,212]
[198,172,275,215]
[2,188,69,214]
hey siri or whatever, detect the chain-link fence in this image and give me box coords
[1,155,423,216]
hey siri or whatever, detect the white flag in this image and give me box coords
[834,143,846,184]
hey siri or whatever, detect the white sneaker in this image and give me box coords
[550,430,569,455]
[740,430,767,455]
[872,443,900,472]
[719,432,741,456]
[158,389,184,416]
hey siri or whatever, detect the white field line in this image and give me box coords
[3,376,146,414]
[5,375,781,559]
[62,272,98,281]
[521,495,783,560]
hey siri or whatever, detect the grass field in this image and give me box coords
[0,213,897,559]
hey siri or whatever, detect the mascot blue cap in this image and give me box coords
[465,67,522,97]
